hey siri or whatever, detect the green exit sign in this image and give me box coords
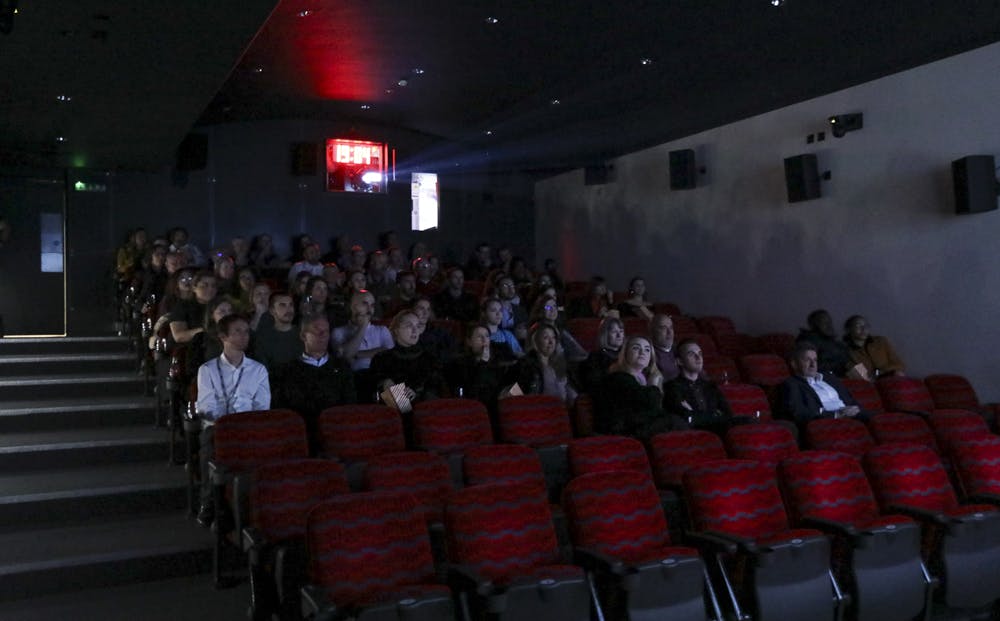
[73,181,107,192]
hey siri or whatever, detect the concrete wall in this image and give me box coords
[536,42,1000,400]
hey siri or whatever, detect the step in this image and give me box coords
[0,396,156,432]
[0,573,249,621]
[0,462,188,531]
[0,373,146,400]
[0,336,129,356]
[0,426,170,471]
[0,352,136,376]
[0,514,213,601]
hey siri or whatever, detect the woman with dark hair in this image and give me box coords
[233,267,257,313]
[594,335,680,441]
[445,323,513,416]
[577,316,625,394]
[188,297,234,371]
[213,255,239,299]
[249,233,281,268]
[300,276,332,322]
[514,323,577,408]
[528,295,587,362]
[116,228,148,282]
[616,276,653,320]
[369,310,445,405]
[843,315,905,379]
[567,276,614,319]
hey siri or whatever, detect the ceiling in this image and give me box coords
[2,1,1000,173]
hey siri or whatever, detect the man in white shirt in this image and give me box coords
[287,242,324,286]
[195,314,270,526]
[776,341,864,429]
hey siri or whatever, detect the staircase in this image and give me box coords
[0,337,246,619]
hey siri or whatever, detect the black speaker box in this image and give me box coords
[952,155,997,214]
[175,133,208,171]
[584,163,614,186]
[669,149,697,190]
[784,154,821,203]
[291,142,319,176]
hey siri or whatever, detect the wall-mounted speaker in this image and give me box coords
[291,142,319,176]
[669,149,696,190]
[584,163,614,186]
[784,154,821,203]
[175,133,208,171]
[952,155,998,214]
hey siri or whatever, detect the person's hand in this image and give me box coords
[404,386,417,401]
[839,405,861,418]
[679,400,693,411]
[647,365,663,389]
[481,343,491,362]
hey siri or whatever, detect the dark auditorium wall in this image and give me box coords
[536,42,1000,400]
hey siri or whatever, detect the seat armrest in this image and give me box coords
[801,516,857,538]
[574,546,629,576]
[684,530,742,555]
[967,493,1000,507]
[759,531,828,554]
[887,504,948,526]
[208,460,233,486]
[300,584,338,621]
[447,563,494,597]
[242,526,268,557]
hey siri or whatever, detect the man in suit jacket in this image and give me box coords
[777,341,868,429]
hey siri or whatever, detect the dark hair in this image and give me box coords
[806,309,830,330]
[788,340,818,362]
[673,338,700,359]
[268,291,292,309]
[396,269,415,283]
[843,314,865,332]
[217,313,248,336]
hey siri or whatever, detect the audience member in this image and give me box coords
[116,228,147,282]
[617,276,654,320]
[386,269,418,316]
[662,339,735,436]
[843,314,906,379]
[445,323,514,416]
[253,293,301,372]
[577,316,625,394]
[247,283,271,331]
[412,296,456,359]
[528,295,587,362]
[482,297,523,356]
[433,267,478,322]
[213,255,239,299]
[465,242,493,281]
[169,271,216,344]
[287,242,324,285]
[229,236,250,268]
[249,233,281,268]
[168,226,206,267]
[331,290,393,373]
[797,309,854,377]
[514,323,577,408]
[776,341,865,429]
[366,250,397,309]
[188,297,232,371]
[650,314,679,381]
[233,267,256,313]
[370,311,446,407]
[567,276,615,319]
[594,335,680,441]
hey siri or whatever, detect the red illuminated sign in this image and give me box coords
[326,138,389,193]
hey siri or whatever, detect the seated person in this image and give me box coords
[270,316,356,454]
[576,316,624,394]
[843,314,905,379]
[481,297,523,356]
[650,314,680,381]
[194,314,271,526]
[433,267,479,322]
[616,276,654,320]
[169,271,217,345]
[445,323,516,417]
[412,296,456,359]
[528,295,587,362]
[253,293,301,373]
[776,341,867,429]
[797,309,854,377]
[369,311,445,406]
[513,323,578,408]
[662,339,736,436]
[287,242,324,286]
[187,297,232,372]
[330,290,394,373]
[594,335,683,441]
[567,276,615,319]
[385,269,418,317]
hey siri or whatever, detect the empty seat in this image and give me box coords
[365,451,453,526]
[316,404,405,462]
[566,318,601,352]
[713,332,754,359]
[566,435,652,479]
[563,470,722,621]
[686,332,718,356]
[702,354,741,384]
[718,382,771,420]
[925,373,999,423]
[738,354,790,396]
[725,422,798,468]
[301,491,454,621]
[951,436,1000,501]
[496,394,573,448]
[876,376,936,416]
[671,315,699,337]
[840,378,885,414]
[867,412,939,453]
[696,315,736,337]
[864,443,1000,609]
[649,430,727,489]
[927,409,991,455]
[653,301,682,316]
[683,459,841,621]
[571,393,595,437]
[805,418,875,457]
[411,398,493,454]
[445,482,590,621]
[756,332,796,357]
[778,451,930,621]
[622,316,649,337]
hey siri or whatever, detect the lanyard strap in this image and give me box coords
[216,357,245,415]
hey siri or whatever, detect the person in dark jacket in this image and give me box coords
[776,341,867,432]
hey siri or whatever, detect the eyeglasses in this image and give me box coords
[179,276,193,284]
[543,304,556,311]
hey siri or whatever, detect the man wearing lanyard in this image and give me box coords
[194,314,271,527]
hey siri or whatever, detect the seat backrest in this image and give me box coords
[713,333,752,359]
[702,354,741,384]
[431,318,464,343]
[718,382,771,418]
[876,376,935,414]
[445,482,564,584]
[683,459,789,540]
[213,409,308,472]
[779,451,881,526]
[652,302,681,317]
[250,458,349,541]
[756,332,796,357]
[696,315,736,338]
[317,404,404,462]
[924,374,982,411]
[840,378,885,414]
[572,393,595,437]
[864,443,960,514]
[649,430,727,488]
[411,398,493,454]
[725,422,798,467]
[805,418,875,457]
[738,354,790,388]
[462,444,548,499]
[307,491,437,607]
[671,315,700,338]
[497,394,573,447]
[563,470,673,565]
[686,333,718,357]
[365,451,454,523]
[927,409,991,454]
[867,412,939,453]
[951,436,1000,499]
[623,317,650,337]
[566,318,601,352]
[567,435,652,479]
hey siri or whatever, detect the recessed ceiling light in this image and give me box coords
[384,88,394,95]
[550,99,561,105]
[360,104,372,110]
[484,130,493,136]
[639,58,653,66]
[485,16,499,24]
[770,0,784,5]
[412,68,425,75]
[56,94,72,102]
[253,67,264,73]
[297,10,313,17]
[55,136,66,142]
[397,79,409,87]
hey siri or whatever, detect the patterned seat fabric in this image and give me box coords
[876,377,935,414]
[566,318,601,353]
[927,409,991,455]
[867,413,939,453]
[365,451,453,524]
[725,422,798,468]
[805,418,875,457]
[687,333,719,356]
[718,382,771,419]
[738,354,790,389]
[213,409,308,472]
[924,374,981,411]
[952,436,1000,499]
[462,444,549,500]
[649,430,726,488]
[445,482,581,587]
[670,315,699,338]
[306,491,449,608]
[572,393,595,437]
[249,458,349,541]
[316,404,404,462]
[713,333,753,359]
[411,398,493,454]
[563,470,698,566]
[497,394,573,448]
[840,378,885,414]
[702,355,741,384]
[697,316,736,338]
[566,435,652,479]
[756,332,796,357]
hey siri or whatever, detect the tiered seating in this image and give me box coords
[724,422,798,468]
[926,409,991,455]
[713,332,753,359]
[840,378,885,414]
[671,315,699,339]
[756,332,795,357]
[687,333,718,356]
[316,404,404,488]
[875,376,938,416]
[718,382,771,419]
[702,354,740,384]
[412,398,493,484]
[364,451,453,527]
[497,394,574,498]
[696,315,736,338]
[951,436,1000,501]
[738,353,790,403]
[805,418,875,456]
[649,430,727,490]
[867,412,940,453]
[566,435,652,479]
[925,373,1000,423]
[566,318,601,352]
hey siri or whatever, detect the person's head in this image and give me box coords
[675,338,704,377]
[844,315,869,343]
[251,283,271,308]
[170,227,188,247]
[299,316,331,358]
[165,252,184,274]
[789,341,819,379]
[303,242,321,264]
[214,256,235,281]
[218,314,251,353]
[475,243,492,265]
[131,228,148,248]
[589,276,607,297]
[206,298,235,331]
[598,317,625,351]
[149,245,167,269]
[193,271,218,304]
[349,290,375,321]
[628,276,646,298]
[350,245,366,268]
[650,314,674,349]
[530,323,559,359]
[466,323,491,355]
[391,311,422,347]
[231,236,248,256]
[619,336,654,372]
[447,267,465,293]
[537,273,554,291]
[253,233,273,251]
[510,257,529,278]
[346,269,367,293]
[396,270,417,297]
[175,268,196,296]
[269,292,295,326]
[497,246,512,265]
[497,276,517,301]
[322,262,344,289]
[482,298,503,327]
[530,295,559,324]
[305,276,328,304]
[368,250,388,273]
[413,257,433,281]
[807,309,835,338]
[411,296,434,327]
[388,246,406,268]
[237,268,256,293]
[544,258,558,273]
